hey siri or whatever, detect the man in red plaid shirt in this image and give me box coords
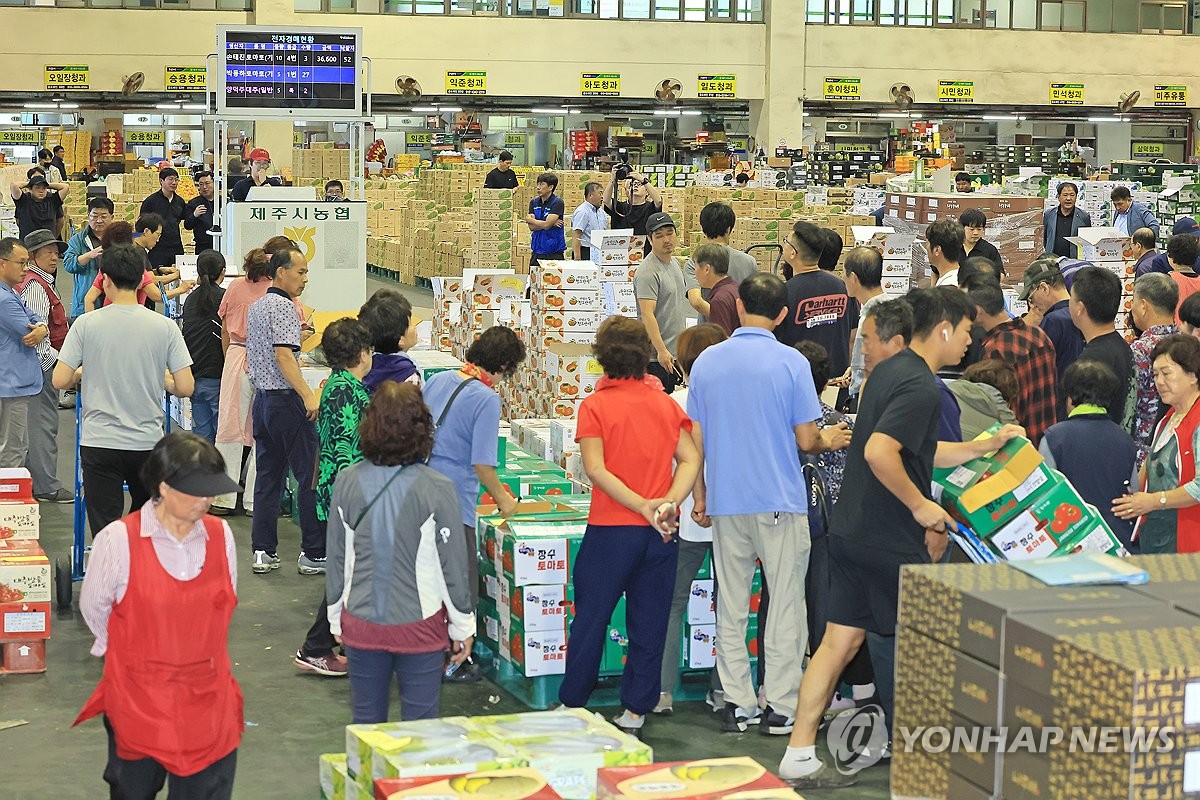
[962,275,1060,443]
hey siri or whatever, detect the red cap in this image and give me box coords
[248,148,271,163]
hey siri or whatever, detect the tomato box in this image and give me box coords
[934,429,1050,536]
[685,624,717,669]
[596,757,799,800]
[1066,227,1133,262]
[508,626,568,676]
[533,262,602,291]
[686,580,715,625]
[532,288,603,312]
[982,472,1105,561]
[0,501,40,540]
[0,541,50,604]
[0,468,33,502]
[590,230,646,265]
[470,273,529,310]
[501,581,574,632]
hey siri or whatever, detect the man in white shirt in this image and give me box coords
[926,219,965,288]
[572,182,607,263]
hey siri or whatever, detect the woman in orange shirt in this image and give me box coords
[558,316,701,737]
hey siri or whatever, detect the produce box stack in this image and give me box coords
[450,272,529,362]
[525,262,604,420]
[63,180,89,227]
[567,130,599,160]
[0,468,49,674]
[597,757,803,800]
[472,189,517,272]
[337,709,650,800]
[1155,184,1200,247]
[430,276,463,353]
[853,226,916,296]
[933,425,1127,562]
[894,560,1200,800]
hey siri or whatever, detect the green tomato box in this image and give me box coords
[477,469,574,505]
[934,427,1054,536]
[982,472,1125,561]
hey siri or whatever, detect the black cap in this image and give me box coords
[166,464,242,498]
[27,175,49,189]
[23,229,66,255]
[645,212,676,234]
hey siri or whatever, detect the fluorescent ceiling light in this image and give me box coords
[155,104,181,110]
[568,109,582,115]
[654,110,681,117]
[877,112,922,119]
[56,103,79,110]
[531,108,567,114]
[680,110,703,116]
[440,106,463,112]
[179,104,207,111]
[410,106,441,112]
[24,103,58,110]
[982,115,1017,121]
[1088,116,1122,123]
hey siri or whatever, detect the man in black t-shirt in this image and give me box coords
[9,173,66,240]
[602,166,662,236]
[483,151,520,190]
[1070,266,1135,427]
[774,223,859,377]
[780,286,1022,789]
[140,168,187,270]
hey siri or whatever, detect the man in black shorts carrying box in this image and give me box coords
[779,286,1023,789]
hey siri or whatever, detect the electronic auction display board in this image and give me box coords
[216,26,363,118]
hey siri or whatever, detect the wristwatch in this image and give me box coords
[1160,492,1168,507]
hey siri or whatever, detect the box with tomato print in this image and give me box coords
[0,540,51,640]
[984,476,1125,561]
[0,501,40,541]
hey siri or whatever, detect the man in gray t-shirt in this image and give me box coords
[683,202,761,318]
[634,212,687,393]
[54,243,193,535]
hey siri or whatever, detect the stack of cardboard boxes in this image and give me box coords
[853,226,917,296]
[933,427,1126,562]
[1065,228,1137,341]
[292,143,351,186]
[893,559,1200,800]
[472,189,517,272]
[0,468,49,674]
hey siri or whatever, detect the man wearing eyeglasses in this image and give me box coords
[230,148,281,203]
[0,238,49,470]
[64,197,115,321]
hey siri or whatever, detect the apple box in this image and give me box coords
[1066,227,1133,262]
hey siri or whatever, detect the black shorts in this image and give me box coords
[826,535,928,635]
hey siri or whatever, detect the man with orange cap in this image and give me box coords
[230,148,280,203]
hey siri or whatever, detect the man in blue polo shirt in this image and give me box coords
[526,172,566,267]
[246,247,323,577]
[688,272,851,737]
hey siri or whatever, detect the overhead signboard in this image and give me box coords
[126,130,166,145]
[1133,142,1166,157]
[824,77,861,101]
[446,71,487,95]
[504,133,527,147]
[405,132,433,146]
[1154,85,1187,107]
[166,66,207,92]
[0,130,42,145]
[697,75,736,99]
[1049,83,1084,105]
[45,65,89,91]
[581,73,620,97]
[938,80,974,104]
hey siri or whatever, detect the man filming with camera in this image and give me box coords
[603,161,663,236]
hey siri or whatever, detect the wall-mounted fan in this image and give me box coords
[396,76,422,98]
[890,82,915,109]
[121,72,145,96]
[655,79,682,102]
[1117,91,1141,113]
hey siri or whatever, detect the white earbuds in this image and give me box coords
[942,330,950,341]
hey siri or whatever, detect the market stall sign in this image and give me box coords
[165,66,207,92]
[835,143,875,152]
[728,135,749,151]
[824,77,861,102]
[1133,142,1166,157]
[504,133,527,147]
[1049,83,1084,105]
[293,131,304,147]
[0,130,41,145]
[126,130,166,145]
[446,71,486,95]
[45,65,89,91]
[938,81,974,104]
[641,140,658,156]
[581,73,620,97]
[1154,85,1188,107]
[405,132,433,146]
[697,75,736,99]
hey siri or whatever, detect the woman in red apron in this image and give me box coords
[76,431,245,799]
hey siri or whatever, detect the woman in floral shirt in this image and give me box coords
[294,317,373,676]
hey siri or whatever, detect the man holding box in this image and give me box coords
[780,287,1022,789]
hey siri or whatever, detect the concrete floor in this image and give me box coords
[2,275,890,798]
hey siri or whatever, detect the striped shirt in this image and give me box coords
[80,502,237,656]
[17,264,58,370]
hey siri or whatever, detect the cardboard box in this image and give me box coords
[590,230,646,265]
[686,623,717,669]
[374,769,563,800]
[533,289,603,312]
[686,579,715,625]
[532,262,601,290]
[851,226,915,259]
[1066,227,1133,262]
[1,639,46,674]
[471,273,529,309]
[346,718,485,788]
[0,541,50,604]
[602,282,638,317]
[543,344,602,397]
[0,502,40,540]
[933,430,1049,536]
[0,468,33,502]
[895,627,1004,729]
[501,581,573,632]
[985,477,1121,561]
[596,758,799,800]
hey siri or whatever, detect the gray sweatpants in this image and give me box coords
[661,538,722,696]
[712,512,810,713]
[25,367,63,495]
[0,395,31,469]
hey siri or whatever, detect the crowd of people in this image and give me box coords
[10,162,1200,795]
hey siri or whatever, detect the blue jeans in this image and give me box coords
[345,646,444,723]
[191,378,221,442]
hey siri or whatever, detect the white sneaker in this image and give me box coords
[705,689,725,712]
[652,692,673,715]
[252,550,280,574]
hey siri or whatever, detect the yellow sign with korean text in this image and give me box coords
[446,71,487,95]
[405,132,433,146]
[165,66,207,92]
[45,65,89,91]
[126,130,166,146]
[938,81,974,104]
[504,133,527,147]
[1154,85,1187,107]
[1132,142,1166,157]
[697,75,736,98]
[581,73,620,97]
[824,77,861,101]
[1049,83,1084,105]
[0,130,42,145]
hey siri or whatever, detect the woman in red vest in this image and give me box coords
[76,431,244,798]
[1114,334,1200,553]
